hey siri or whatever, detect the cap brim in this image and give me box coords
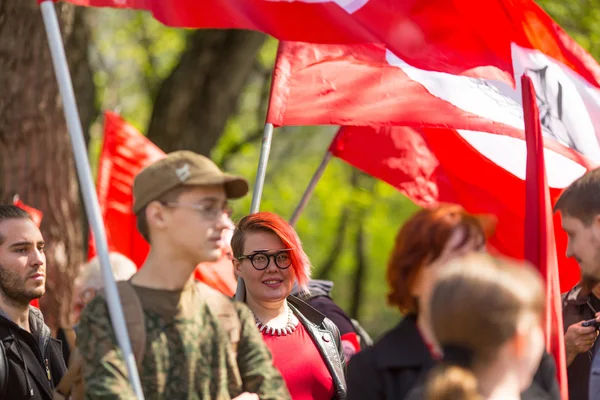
[181,174,249,199]
[223,175,249,199]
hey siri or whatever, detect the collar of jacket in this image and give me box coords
[287,296,347,400]
[0,306,52,352]
[374,314,435,369]
[563,283,593,306]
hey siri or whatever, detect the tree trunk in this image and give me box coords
[146,29,266,155]
[0,2,95,330]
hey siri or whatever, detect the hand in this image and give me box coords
[565,320,598,366]
[232,393,259,400]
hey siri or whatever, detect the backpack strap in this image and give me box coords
[115,280,147,366]
[195,282,241,356]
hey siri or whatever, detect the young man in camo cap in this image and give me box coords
[76,151,290,399]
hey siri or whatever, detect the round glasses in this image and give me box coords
[238,249,293,271]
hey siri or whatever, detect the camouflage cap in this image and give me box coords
[132,151,248,214]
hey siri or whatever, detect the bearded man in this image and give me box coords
[0,205,66,399]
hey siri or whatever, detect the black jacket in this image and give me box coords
[347,315,560,400]
[288,296,347,399]
[0,306,66,400]
[562,284,599,400]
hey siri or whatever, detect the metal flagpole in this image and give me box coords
[289,151,333,227]
[250,123,275,213]
[235,122,275,301]
[40,3,145,399]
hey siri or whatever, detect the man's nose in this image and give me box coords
[566,241,574,258]
[30,248,45,266]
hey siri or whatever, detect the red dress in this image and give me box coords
[261,322,335,400]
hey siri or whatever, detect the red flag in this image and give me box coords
[330,125,591,293]
[268,37,600,165]
[522,74,568,399]
[88,112,165,267]
[13,197,43,228]
[60,0,375,43]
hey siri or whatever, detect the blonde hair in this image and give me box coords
[74,252,137,292]
[425,253,545,400]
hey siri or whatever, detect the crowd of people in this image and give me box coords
[0,149,599,399]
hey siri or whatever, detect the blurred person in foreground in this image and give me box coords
[233,212,347,399]
[412,253,547,400]
[346,204,559,400]
[56,252,137,364]
[75,151,289,400]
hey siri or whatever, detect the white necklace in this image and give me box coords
[254,305,299,336]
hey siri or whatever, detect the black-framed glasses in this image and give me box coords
[161,201,232,220]
[238,249,293,271]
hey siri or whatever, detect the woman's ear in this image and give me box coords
[233,258,243,277]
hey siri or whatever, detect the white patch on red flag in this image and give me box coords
[265,0,369,13]
[385,44,600,163]
[456,130,587,188]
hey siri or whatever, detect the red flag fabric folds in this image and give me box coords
[88,112,165,267]
[61,0,375,43]
[268,38,600,166]
[522,74,568,399]
[330,125,590,293]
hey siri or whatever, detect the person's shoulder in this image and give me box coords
[348,340,377,370]
[79,295,110,324]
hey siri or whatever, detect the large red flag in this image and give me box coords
[267,37,600,165]
[88,112,165,267]
[330,125,591,293]
[522,74,568,398]
[60,0,375,43]
[59,0,600,92]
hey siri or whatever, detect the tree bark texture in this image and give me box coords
[0,1,95,330]
[147,29,266,155]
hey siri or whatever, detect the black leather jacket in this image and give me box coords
[288,296,347,399]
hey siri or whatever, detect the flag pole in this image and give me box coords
[250,122,275,213]
[235,122,275,301]
[39,3,145,399]
[289,150,333,227]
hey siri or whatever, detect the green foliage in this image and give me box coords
[85,1,600,339]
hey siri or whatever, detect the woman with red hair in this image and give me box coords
[346,204,559,400]
[232,212,346,400]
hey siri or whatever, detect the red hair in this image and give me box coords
[231,212,311,292]
[387,204,490,314]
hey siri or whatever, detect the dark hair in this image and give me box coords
[386,204,486,314]
[424,254,545,400]
[135,186,189,242]
[0,205,33,245]
[554,167,600,224]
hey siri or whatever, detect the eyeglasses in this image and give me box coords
[162,201,233,220]
[238,249,293,271]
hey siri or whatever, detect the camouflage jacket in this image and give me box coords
[76,284,290,400]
